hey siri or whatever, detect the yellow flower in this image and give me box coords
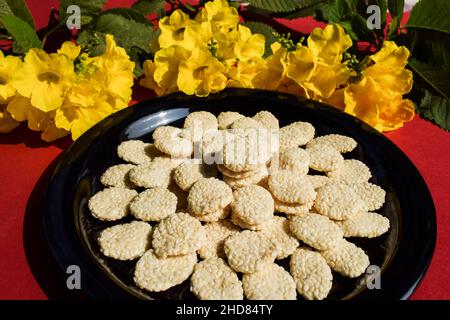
[57,41,81,61]
[343,76,414,131]
[363,41,412,96]
[370,41,410,68]
[177,48,227,96]
[0,104,20,133]
[363,62,412,95]
[286,46,316,86]
[6,94,68,141]
[159,10,212,51]
[196,0,239,31]
[344,77,382,128]
[226,57,266,88]
[233,25,265,62]
[90,35,135,108]
[55,97,116,140]
[377,97,415,131]
[12,48,75,112]
[286,44,351,99]
[0,51,22,104]
[153,45,191,93]
[140,60,167,96]
[252,42,288,90]
[307,24,352,65]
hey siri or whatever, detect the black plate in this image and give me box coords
[43,89,436,300]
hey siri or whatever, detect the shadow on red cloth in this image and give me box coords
[0,124,71,150]
[22,156,84,299]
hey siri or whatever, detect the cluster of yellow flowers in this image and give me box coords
[0,35,134,141]
[141,0,414,131]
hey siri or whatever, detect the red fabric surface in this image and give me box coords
[0,0,449,300]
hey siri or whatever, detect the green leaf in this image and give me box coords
[247,0,321,13]
[406,0,450,34]
[242,21,277,58]
[90,13,155,54]
[388,0,404,21]
[0,15,40,54]
[101,8,149,24]
[415,88,450,131]
[132,0,166,16]
[409,30,450,67]
[0,0,35,29]
[59,0,106,26]
[408,58,450,100]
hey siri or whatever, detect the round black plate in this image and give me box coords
[43,89,436,300]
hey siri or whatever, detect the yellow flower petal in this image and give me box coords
[378,97,415,131]
[41,122,69,142]
[154,45,191,90]
[370,41,410,68]
[27,107,53,131]
[307,24,352,64]
[0,105,20,133]
[363,61,413,95]
[0,54,21,104]
[140,60,167,96]
[6,94,32,121]
[177,48,226,96]
[233,25,265,62]
[286,46,316,84]
[57,41,81,60]
[344,77,382,128]
[197,0,239,30]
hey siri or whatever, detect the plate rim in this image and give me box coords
[43,88,436,300]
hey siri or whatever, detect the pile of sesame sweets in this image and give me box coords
[89,110,390,300]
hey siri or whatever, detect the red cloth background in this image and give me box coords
[0,0,449,300]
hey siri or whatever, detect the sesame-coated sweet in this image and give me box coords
[134,250,197,292]
[307,144,344,172]
[222,134,270,172]
[230,117,263,130]
[321,239,370,278]
[129,188,177,222]
[268,170,316,204]
[230,213,268,231]
[192,205,231,222]
[224,230,277,274]
[274,198,313,215]
[349,182,386,211]
[231,185,274,225]
[289,213,344,250]
[278,148,310,174]
[217,164,262,179]
[243,263,296,300]
[152,213,205,257]
[153,126,193,158]
[279,121,315,149]
[98,221,152,260]
[290,248,332,300]
[260,216,299,259]
[306,134,357,153]
[314,182,367,220]
[88,187,137,221]
[184,111,218,132]
[198,220,241,259]
[117,140,161,164]
[327,159,372,183]
[217,111,245,129]
[335,211,390,238]
[223,166,269,190]
[252,111,279,129]
[306,175,330,190]
[174,161,218,191]
[100,164,136,188]
[128,157,175,189]
[191,258,243,300]
[188,178,233,215]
